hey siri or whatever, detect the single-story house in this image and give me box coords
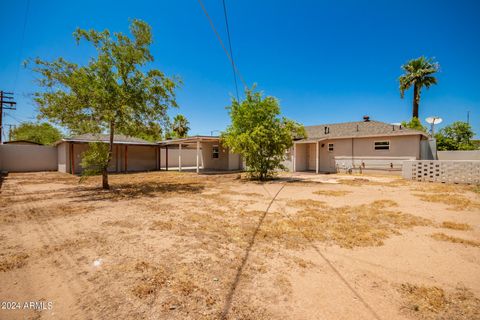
[291,116,431,173]
[53,134,242,174]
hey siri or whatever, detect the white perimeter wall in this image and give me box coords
[0,144,58,172]
[437,151,480,160]
[403,160,480,184]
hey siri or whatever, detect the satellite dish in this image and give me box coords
[425,116,443,124]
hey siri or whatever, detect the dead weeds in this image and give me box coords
[263,200,432,248]
[399,283,480,319]
[441,221,472,231]
[431,233,480,247]
[0,252,29,272]
[413,193,480,211]
[313,190,351,197]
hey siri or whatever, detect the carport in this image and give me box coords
[158,136,242,173]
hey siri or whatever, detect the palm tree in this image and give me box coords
[399,56,439,119]
[172,114,190,138]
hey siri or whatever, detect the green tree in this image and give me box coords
[10,122,62,145]
[435,121,476,151]
[31,20,179,189]
[222,87,305,180]
[399,56,439,118]
[401,117,427,132]
[171,114,190,138]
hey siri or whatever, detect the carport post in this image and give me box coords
[316,141,319,174]
[293,143,296,173]
[165,146,168,171]
[196,140,200,174]
[178,143,182,172]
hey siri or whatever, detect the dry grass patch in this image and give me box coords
[263,200,431,248]
[313,190,351,197]
[441,221,472,231]
[399,283,480,319]
[413,193,480,210]
[338,177,408,187]
[0,253,29,272]
[431,233,480,247]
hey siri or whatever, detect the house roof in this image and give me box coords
[158,135,221,146]
[57,134,156,145]
[299,120,428,142]
[4,140,44,145]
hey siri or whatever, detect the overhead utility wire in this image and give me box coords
[197,0,248,94]
[221,0,239,101]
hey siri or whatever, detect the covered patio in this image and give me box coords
[158,136,242,173]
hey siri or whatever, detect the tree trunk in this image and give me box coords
[412,83,420,119]
[102,121,115,190]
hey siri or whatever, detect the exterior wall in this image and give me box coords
[437,150,480,160]
[0,144,57,172]
[57,142,68,173]
[295,135,422,173]
[200,141,240,171]
[160,147,202,169]
[294,143,308,171]
[68,143,158,174]
[403,160,480,184]
[126,145,157,172]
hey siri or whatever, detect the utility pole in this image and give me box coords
[0,91,17,144]
[467,111,470,125]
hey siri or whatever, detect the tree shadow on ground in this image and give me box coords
[67,182,206,202]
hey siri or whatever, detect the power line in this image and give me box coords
[221,0,239,101]
[14,0,31,91]
[196,0,248,92]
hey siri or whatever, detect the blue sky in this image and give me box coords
[1,0,479,138]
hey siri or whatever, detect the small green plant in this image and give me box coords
[80,142,110,182]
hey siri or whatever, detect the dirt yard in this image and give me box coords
[1,171,479,320]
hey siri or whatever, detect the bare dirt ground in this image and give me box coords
[0,171,479,320]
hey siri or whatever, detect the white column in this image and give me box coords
[293,144,296,173]
[196,140,200,174]
[178,143,182,172]
[316,141,319,174]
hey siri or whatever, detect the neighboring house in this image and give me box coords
[290,116,430,173]
[55,134,159,174]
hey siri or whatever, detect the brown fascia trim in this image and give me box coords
[294,132,427,144]
[56,140,157,146]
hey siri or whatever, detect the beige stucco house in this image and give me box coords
[291,117,430,173]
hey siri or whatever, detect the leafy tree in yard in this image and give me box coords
[401,117,427,133]
[435,121,476,151]
[30,20,179,189]
[222,87,305,180]
[10,122,62,145]
[399,56,439,118]
[171,114,190,138]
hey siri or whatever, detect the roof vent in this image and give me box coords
[324,126,330,134]
[363,115,370,122]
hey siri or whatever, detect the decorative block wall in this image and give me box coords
[402,160,480,184]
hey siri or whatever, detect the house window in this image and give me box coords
[374,141,390,150]
[212,145,219,158]
[328,143,334,152]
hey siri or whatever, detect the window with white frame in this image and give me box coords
[328,143,334,152]
[374,141,390,150]
[212,145,220,158]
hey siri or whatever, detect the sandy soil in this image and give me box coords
[0,171,479,320]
